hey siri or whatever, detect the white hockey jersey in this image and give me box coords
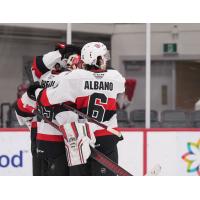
[31,50,62,82]
[37,70,79,141]
[15,92,37,130]
[36,69,125,136]
[36,71,65,141]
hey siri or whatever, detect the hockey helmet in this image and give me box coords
[81,42,110,69]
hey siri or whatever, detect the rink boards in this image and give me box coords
[0,128,200,176]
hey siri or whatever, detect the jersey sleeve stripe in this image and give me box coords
[75,96,117,110]
[32,56,49,79]
[38,89,51,107]
[31,56,42,79]
[15,99,35,117]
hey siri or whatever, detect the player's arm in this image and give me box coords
[31,43,80,81]
[35,72,77,107]
[31,50,62,81]
[31,42,68,80]
[15,92,36,129]
[115,71,126,94]
[54,102,79,125]
[117,79,137,109]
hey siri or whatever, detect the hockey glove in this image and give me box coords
[55,42,67,59]
[65,45,81,59]
[55,42,81,59]
[26,82,42,101]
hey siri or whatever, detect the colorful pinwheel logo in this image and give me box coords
[182,139,200,176]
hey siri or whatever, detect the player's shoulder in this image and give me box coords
[106,69,125,80]
[61,68,124,80]
[107,69,121,75]
[39,70,51,80]
[66,69,90,78]
[58,70,71,77]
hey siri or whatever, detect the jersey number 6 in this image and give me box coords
[87,93,107,122]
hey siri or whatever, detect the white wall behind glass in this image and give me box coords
[111,23,200,114]
[0,39,52,104]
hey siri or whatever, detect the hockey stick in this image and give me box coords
[30,108,132,176]
[60,103,162,176]
[61,103,122,137]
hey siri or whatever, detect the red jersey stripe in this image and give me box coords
[32,56,42,79]
[36,133,64,142]
[75,96,117,110]
[17,98,32,114]
[75,96,89,109]
[31,121,37,128]
[40,89,51,106]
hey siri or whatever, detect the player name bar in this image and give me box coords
[84,81,113,91]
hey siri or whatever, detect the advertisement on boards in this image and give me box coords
[0,131,32,176]
[148,131,200,176]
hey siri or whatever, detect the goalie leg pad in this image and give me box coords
[60,122,96,166]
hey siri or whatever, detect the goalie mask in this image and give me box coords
[66,54,84,70]
[52,54,83,72]
[81,42,110,70]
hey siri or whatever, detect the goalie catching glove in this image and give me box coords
[60,122,96,166]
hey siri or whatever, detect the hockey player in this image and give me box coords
[35,51,85,176]
[35,55,83,176]
[31,42,126,175]
[16,43,82,175]
[15,89,39,175]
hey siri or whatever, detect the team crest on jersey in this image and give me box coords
[93,73,104,79]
